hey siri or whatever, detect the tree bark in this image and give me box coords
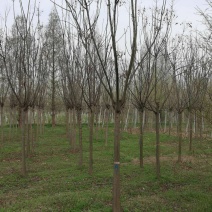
[18,106,22,128]
[113,111,121,212]
[177,112,182,163]
[168,110,172,136]
[189,109,193,151]
[42,109,45,134]
[155,107,160,179]
[26,109,30,157]
[31,108,35,153]
[139,110,144,168]
[0,106,4,143]
[89,107,95,174]
[77,109,83,166]
[164,110,167,133]
[105,108,109,146]
[66,108,69,138]
[72,109,77,152]
[21,109,27,176]
[199,110,203,141]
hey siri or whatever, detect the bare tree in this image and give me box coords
[60,1,138,210]
[0,56,9,143]
[130,50,156,168]
[45,9,63,127]
[139,4,174,178]
[82,42,102,174]
[59,28,85,166]
[182,36,209,150]
[0,2,47,176]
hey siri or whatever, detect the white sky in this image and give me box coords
[0,0,208,35]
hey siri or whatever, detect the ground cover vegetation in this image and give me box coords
[0,0,212,211]
[0,123,212,211]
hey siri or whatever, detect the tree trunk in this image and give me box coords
[105,108,109,146]
[32,107,37,149]
[21,109,27,176]
[89,107,95,175]
[155,108,160,179]
[72,109,77,152]
[139,110,144,168]
[177,112,182,163]
[41,109,45,134]
[66,108,69,138]
[164,110,167,133]
[25,109,30,157]
[0,106,4,143]
[36,108,40,143]
[18,106,22,128]
[199,110,203,141]
[9,108,13,142]
[29,108,34,154]
[168,110,172,136]
[113,111,121,212]
[68,109,72,148]
[188,109,193,151]
[194,111,197,138]
[77,109,83,166]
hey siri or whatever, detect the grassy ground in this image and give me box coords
[0,124,212,211]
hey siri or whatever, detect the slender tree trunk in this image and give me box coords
[66,108,69,138]
[29,109,34,154]
[98,107,102,129]
[68,109,72,148]
[177,112,182,163]
[72,108,77,152]
[113,111,121,212]
[155,106,160,179]
[105,108,109,146]
[42,109,45,134]
[168,110,172,136]
[21,109,27,176]
[139,109,144,168]
[164,110,167,133]
[199,110,203,141]
[194,111,197,138]
[9,108,12,142]
[32,108,36,145]
[94,108,99,140]
[26,109,30,157]
[18,106,22,128]
[89,107,95,175]
[189,109,193,151]
[77,109,83,166]
[0,106,4,143]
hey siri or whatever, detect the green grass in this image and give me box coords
[0,124,212,211]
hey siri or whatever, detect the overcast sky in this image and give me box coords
[0,0,208,34]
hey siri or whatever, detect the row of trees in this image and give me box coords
[0,0,211,211]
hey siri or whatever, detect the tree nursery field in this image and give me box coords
[0,124,211,211]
